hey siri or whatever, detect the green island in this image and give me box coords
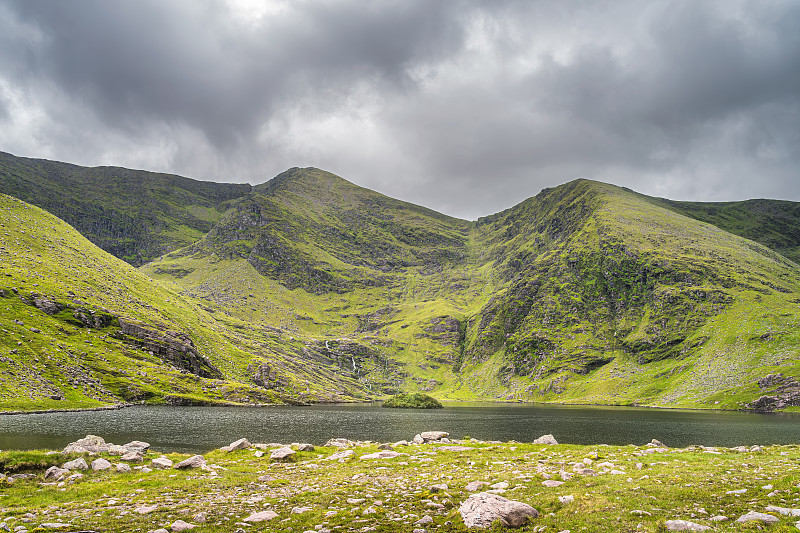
[382,393,443,409]
[0,433,798,532]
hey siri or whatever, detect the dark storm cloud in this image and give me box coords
[1,0,799,218]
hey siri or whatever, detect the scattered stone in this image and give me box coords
[257,474,274,482]
[377,443,393,450]
[649,439,667,447]
[91,458,112,471]
[664,520,710,531]
[709,515,728,522]
[243,510,279,523]
[291,506,313,514]
[296,443,315,452]
[270,447,296,462]
[558,495,574,504]
[116,463,132,473]
[173,455,206,470]
[438,445,475,452]
[726,489,747,495]
[62,458,88,471]
[170,519,197,531]
[736,511,779,524]
[152,456,173,469]
[192,512,207,524]
[430,483,449,492]
[459,492,538,529]
[542,480,564,488]
[38,524,72,530]
[135,504,158,515]
[533,434,558,445]
[416,515,434,525]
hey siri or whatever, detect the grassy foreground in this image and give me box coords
[2,437,800,532]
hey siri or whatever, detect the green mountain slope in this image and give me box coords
[651,197,800,265]
[0,193,380,411]
[144,171,800,411]
[0,151,251,265]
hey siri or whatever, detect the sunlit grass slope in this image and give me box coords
[0,194,378,410]
[144,171,800,410]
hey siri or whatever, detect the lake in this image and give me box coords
[1,403,799,453]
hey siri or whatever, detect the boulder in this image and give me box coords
[135,504,158,515]
[91,458,113,471]
[270,447,296,462]
[170,519,197,531]
[360,451,408,460]
[243,510,279,522]
[326,449,355,461]
[430,483,449,492]
[123,440,150,453]
[296,443,315,452]
[226,438,252,452]
[63,435,108,454]
[533,434,558,445]
[736,511,779,524]
[665,520,711,531]
[459,492,538,528]
[173,455,206,470]
[120,451,144,462]
[62,458,88,471]
[324,438,352,448]
[765,505,800,517]
[44,466,69,481]
[412,434,425,445]
[152,456,174,469]
[116,463,132,473]
[420,431,449,442]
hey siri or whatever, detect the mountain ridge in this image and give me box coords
[3,152,800,411]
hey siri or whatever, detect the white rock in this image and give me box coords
[270,447,296,462]
[465,481,488,492]
[533,434,558,445]
[91,458,112,471]
[226,438,252,451]
[135,504,158,515]
[151,457,173,469]
[325,449,354,461]
[62,458,88,471]
[665,520,711,531]
[542,480,564,488]
[115,463,131,473]
[459,492,538,529]
[766,505,800,517]
[736,511,779,524]
[559,495,574,504]
[170,520,197,532]
[360,451,408,460]
[173,455,206,469]
[243,510,279,522]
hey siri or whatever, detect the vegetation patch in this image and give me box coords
[382,392,443,409]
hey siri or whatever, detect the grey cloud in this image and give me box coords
[1,0,799,219]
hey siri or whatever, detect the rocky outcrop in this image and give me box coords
[746,374,800,411]
[114,320,222,379]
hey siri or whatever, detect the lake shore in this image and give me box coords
[1,433,798,532]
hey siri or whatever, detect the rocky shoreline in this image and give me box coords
[1,433,799,532]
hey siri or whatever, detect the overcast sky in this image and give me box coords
[1,0,799,219]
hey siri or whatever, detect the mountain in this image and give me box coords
[0,193,381,410]
[0,151,250,265]
[3,153,800,411]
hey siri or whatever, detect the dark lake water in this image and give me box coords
[1,403,799,453]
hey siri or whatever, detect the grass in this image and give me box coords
[2,438,800,531]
